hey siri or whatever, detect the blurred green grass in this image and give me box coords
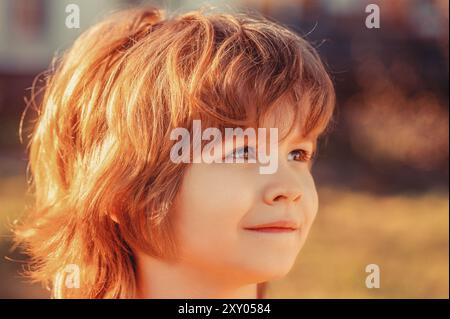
[0,156,448,298]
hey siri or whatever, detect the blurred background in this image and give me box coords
[0,0,448,298]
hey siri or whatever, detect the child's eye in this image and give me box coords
[288,149,314,162]
[226,145,257,161]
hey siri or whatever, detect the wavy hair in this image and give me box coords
[13,6,335,298]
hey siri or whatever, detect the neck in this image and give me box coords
[134,253,257,299]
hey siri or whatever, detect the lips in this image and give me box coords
[244,220,299,233]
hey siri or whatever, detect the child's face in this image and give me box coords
[170,110,319,285]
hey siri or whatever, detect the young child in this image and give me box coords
[14,7,335,299]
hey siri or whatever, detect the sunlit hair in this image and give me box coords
[14,6,335,298]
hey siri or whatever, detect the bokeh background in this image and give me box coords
[0,0,448,298]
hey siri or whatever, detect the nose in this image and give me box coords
[263,185,302,205]
[262,166,303,205]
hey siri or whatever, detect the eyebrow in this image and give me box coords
[288,133,318,152]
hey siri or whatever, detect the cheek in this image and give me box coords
[301,173,319,233]
[171,164,255,261]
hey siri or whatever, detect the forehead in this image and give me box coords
[254,99,320,143]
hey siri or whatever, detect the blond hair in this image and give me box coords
[14,7,335,298]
